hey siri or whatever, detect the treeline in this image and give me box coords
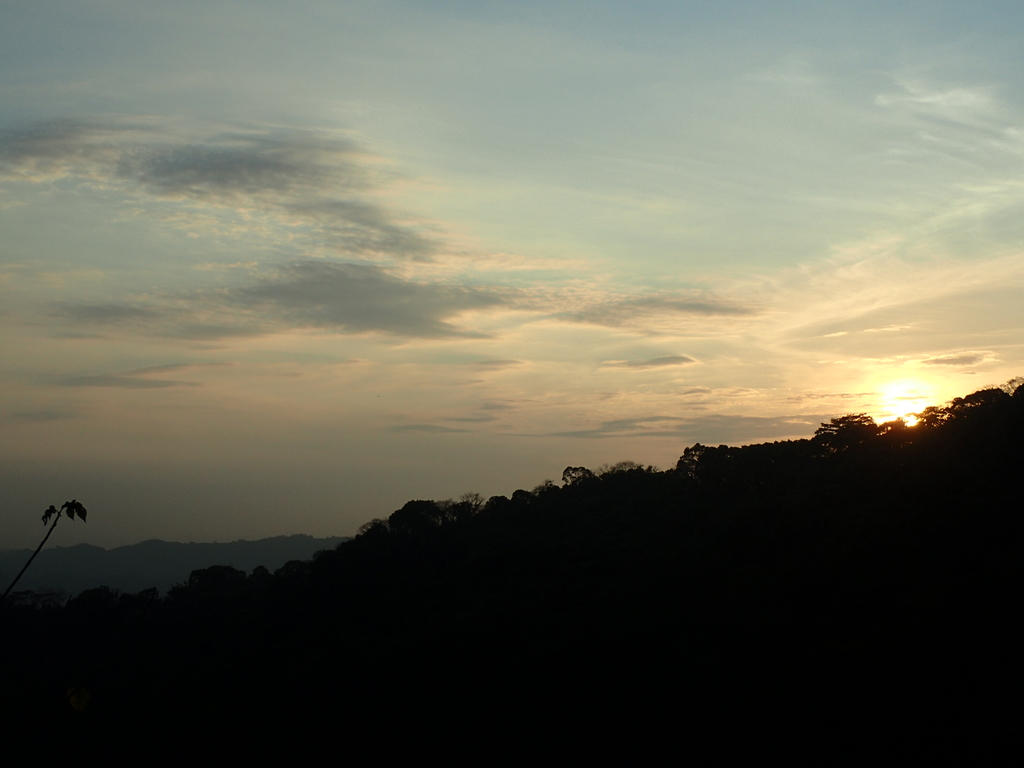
[2,382,1022,759]
[0,534,350,600]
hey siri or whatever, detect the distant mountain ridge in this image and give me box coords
[0,534,350,597]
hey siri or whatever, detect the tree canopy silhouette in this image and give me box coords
[3,381,1022,760]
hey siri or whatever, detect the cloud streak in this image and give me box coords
[553,413,829,442]
[9,409,78,422]
[54,260,509,340]
[462,360,523,369]
[60,363,206,389]
[62,375,201,389]
[0,119,120,179]
[391,424,470,434]
[0,120,435,261]
[604,355,697,369]
[561,295,755,328]
[234,260,505,338]
[920,352,990,366]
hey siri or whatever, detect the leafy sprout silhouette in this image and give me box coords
[1,500,87,606]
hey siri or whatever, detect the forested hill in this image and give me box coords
[3,383,1022,760]
[0,534,350,599]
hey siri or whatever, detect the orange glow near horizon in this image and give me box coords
[873,379,936,426]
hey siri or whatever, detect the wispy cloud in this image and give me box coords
[53,260,509,340]
[561,295,754,327]
[232,260,505,338]
[391,424,470,433]
[0,119,435,261]
[0,119,122,179]
[864,324,912,333]
[52,301,264,341]
[460,359,523,370]
[552,413,828,442]
[57,303,164,324]
[129,363,226,375]
[920,352,992,366]
[604,355,696,369]
[121,134,359,198]
[875,83,1000,127]
[61,365,203,388]
[785,391,875,403]
[55,362,230,389]
[480,401,518,411]
[9,409,78,422]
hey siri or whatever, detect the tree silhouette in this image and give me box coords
[813,413,878,453]
[562,466,595,486]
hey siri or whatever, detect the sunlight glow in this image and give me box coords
[874,379,935,425]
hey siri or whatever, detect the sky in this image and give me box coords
[2,0,1023,548]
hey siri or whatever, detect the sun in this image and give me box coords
[874,379,934,426]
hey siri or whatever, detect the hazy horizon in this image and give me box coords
[3,1,1023,548]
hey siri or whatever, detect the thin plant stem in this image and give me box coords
[1,510,62,606]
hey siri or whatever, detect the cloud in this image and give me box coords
[0,119,434,261]
[391,424,470,433]
[863,325,911,333]
[561,295,754,327]
[10,409,78,422]
[0,120,118,179]
[53,302,264,341]
[605,355,696,369]
[129,363,224,375]
[785,391,875,403]
[57,303,163,324]
[57,362,230,389]
[55,260,508,340]
[62,373,201,389]
[232,260,505,338]
[120,134,357,198]
[875,84,998,127]
[553,413,829,442]
[920,352,989,366]
[284,200,435,261]
[463,359,523,369]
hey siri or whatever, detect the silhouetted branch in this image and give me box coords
[1,500,87,607]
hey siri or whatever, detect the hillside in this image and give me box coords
[2,382,1021,760]
[0,534,350,599]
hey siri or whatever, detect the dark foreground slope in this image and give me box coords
[2,385,1021,760]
